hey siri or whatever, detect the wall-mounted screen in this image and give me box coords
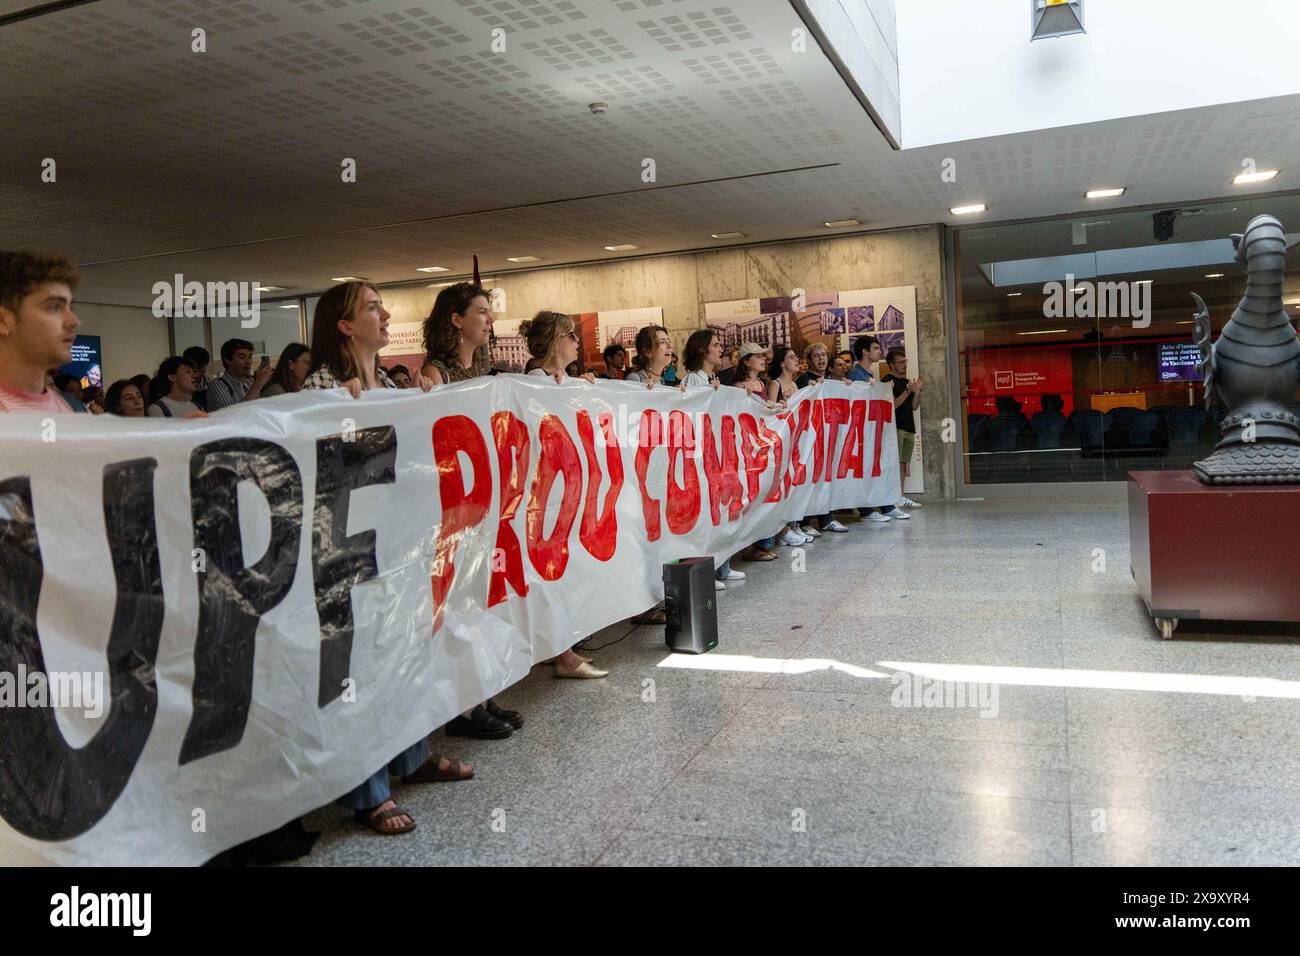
[1158,341,1202,383]
[60,334,103,389]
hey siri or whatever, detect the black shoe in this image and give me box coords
[445,705,513,739]
[485,698,524,730]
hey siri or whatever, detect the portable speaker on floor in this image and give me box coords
[663,557,718,654]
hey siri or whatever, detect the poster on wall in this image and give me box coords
[489,318,528,372]
[703,298,793,353]
[838,286,921,495]
[378,322,426,375]
[703,286,922,494]
[593,307,664,369]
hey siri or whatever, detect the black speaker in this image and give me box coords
[663,557,718,654]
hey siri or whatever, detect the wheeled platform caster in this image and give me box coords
[1155,617,1178,640]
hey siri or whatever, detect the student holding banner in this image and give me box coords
[421,283,530,734]
[304,281,468,834]
[848,336,908,524]
[683,328,748,591]
[624,323,671,386]
[421,281,494,385]
[767,346,815,547]
[796,344,849,534]
[0,250,82,414]
[517,309,610,677]
[730,342,781,562]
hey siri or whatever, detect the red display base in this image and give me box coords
[1127,470,1300,638]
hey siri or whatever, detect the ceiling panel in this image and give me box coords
[1,0,1298,307]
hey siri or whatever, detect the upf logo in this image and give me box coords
[994,371,1013,389]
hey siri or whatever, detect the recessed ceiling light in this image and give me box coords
[429,282,457,288]
[331,276,364,282]
[1175,320,1194,325]
[506,256,540,263]
[1017,329,1069,336]
[416,266,449,273]
[279,303,299,309]
[1233,169,1279,185]
[256,285,286,292]
[823,218,861,228]
[710,231,746,240]
[604,244,638,252]
[1134,279,1153,285]
[1006,292,1023,297]
[1085,188,1126,199]
[950,203,987,216]
[1204,273,1225,279]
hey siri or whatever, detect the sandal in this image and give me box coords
[355,799,415,835]
[401,753,475,783]
[740,547,778,562]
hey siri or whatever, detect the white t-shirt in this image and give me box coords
[683,370,713,389]
[526,368,566,380]
[147,397,201,418]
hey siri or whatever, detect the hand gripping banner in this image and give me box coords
[0,377,898,864]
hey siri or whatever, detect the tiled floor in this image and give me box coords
[292,498,1300,866]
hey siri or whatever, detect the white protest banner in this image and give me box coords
[0,376,898,865]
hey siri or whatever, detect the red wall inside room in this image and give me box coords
[967,345,1076,416]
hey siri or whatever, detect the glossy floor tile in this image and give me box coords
[289,498,1300,866]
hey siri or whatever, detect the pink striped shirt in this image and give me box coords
[0,382,74,414]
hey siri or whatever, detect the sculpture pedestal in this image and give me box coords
[1127,470,1300,637]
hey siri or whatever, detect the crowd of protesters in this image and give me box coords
[1,249,922,839]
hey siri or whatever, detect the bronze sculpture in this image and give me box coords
[1190,214,1300,483]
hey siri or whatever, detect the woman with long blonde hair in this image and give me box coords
[304,281,433,395]
[304,282,468,837]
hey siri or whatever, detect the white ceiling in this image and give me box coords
[3,0,1300,307]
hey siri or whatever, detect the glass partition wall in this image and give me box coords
[953,192,1300,488]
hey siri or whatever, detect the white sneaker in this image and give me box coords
[867,512,892,523]
[823,519,850,533]
[715,579,726,591]
[898,497,921,508]
[800,525,822,538]
[780,529,808,546]
[883,506,910,519]
[720,568,746,581]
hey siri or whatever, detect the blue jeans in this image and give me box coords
[716,558,731,579]
[757,536,775,550]
[336,737,429,810]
